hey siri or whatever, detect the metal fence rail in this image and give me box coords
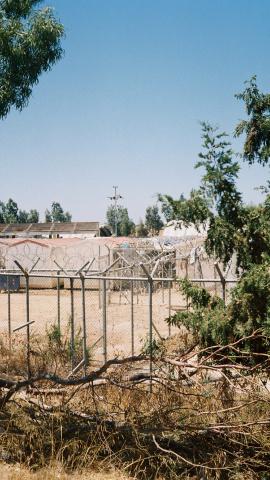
[0,260,237,381]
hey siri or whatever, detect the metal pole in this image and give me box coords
[131,278,134,356]
[81,275,87,376]
[149,278,153,394]
[99,245,101,308]
[214,260,217,295]
[139,262,153,393]
[13,261,32,379]
[108,186,123,236]
[7,275,11,349]
[70,277,75,370]
[214,262,226,303]
[26,275,30,380]
[168,279,171,338]
[162,264,164,303]
[99,278,101,309]
[103,277,107,364]
[119,258,123,305]
[114,185,117,237]
[222,281,226,303]
[57,271,60,327]
[186,259,189,312]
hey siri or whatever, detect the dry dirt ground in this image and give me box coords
[0,286,184,480]
[0,286,184,367]
[0,463,135,480]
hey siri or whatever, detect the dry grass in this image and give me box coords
[1,320,270,479]
[0,463,133,480]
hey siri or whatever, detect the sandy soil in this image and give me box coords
[0,462,134,480]
[0,286,184,367]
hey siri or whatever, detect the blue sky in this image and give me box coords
[1,0,270,223]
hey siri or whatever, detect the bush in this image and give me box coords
[168,264,270,365]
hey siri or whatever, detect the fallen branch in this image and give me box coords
[152,435,231,472]
[0,355,147,408]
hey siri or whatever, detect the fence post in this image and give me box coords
[214,256,217,296]
[14,261,31,379]
[103,277,107,364]
[57,271,61,327]
[148,278,153,393]
[131,277,134,357]
[162,264,164,303]
[185,258,189,312]
[140,263,153,393]
[25,275,30,379]
[168,278,171,338]
[214,262,226,302]
[7,275,11,349]
[70,277,75,370]
[80,274,87,376]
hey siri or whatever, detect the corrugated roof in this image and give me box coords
[0,222,100,236]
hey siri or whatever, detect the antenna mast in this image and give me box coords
[108,186,123,236]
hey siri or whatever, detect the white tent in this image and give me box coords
[163,220,208,238]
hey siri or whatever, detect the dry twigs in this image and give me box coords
[0,338,270,479]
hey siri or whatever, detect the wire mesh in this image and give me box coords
[0,238,238,379]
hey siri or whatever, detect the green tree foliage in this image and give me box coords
[0,0,65,118]
[45,202,72,223]
[118,208,135,237]
[234,75,270,165]
[28,208,39,223]
[145,205,163,236]
[163,79,270,362]
[136,218,149,237]
[159,122,252,269]
[18,209,29,223]
[168,267,270,364]
[106,205,135,237]
[0,198,40,223]
[159,199,173,222]
[4,198,19,223]
[158,190,209,228]
[159,122,270,271]
[0,202,5,223]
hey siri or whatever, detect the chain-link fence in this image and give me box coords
[0,251,238,380]
[0,237,239,380]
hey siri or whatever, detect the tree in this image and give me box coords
[4,198,19,223]
[0,199,40,223]
[160,200,173,223]
[158,122,269,270]
[45,202,72,223]
[0,0,65,118]
[118,208,135,237]
[28,209,39,223]
[44,208,52,223]
[161,79,270,362]
[136,218,149,237]
[0,201,6,223]
[234,75,270,165]
[106,205,135,237]
[145,205,163,236]
[18,209,29,223]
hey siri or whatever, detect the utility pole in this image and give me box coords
[108,186,123,236]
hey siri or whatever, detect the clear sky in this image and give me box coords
[1,0,270,224]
